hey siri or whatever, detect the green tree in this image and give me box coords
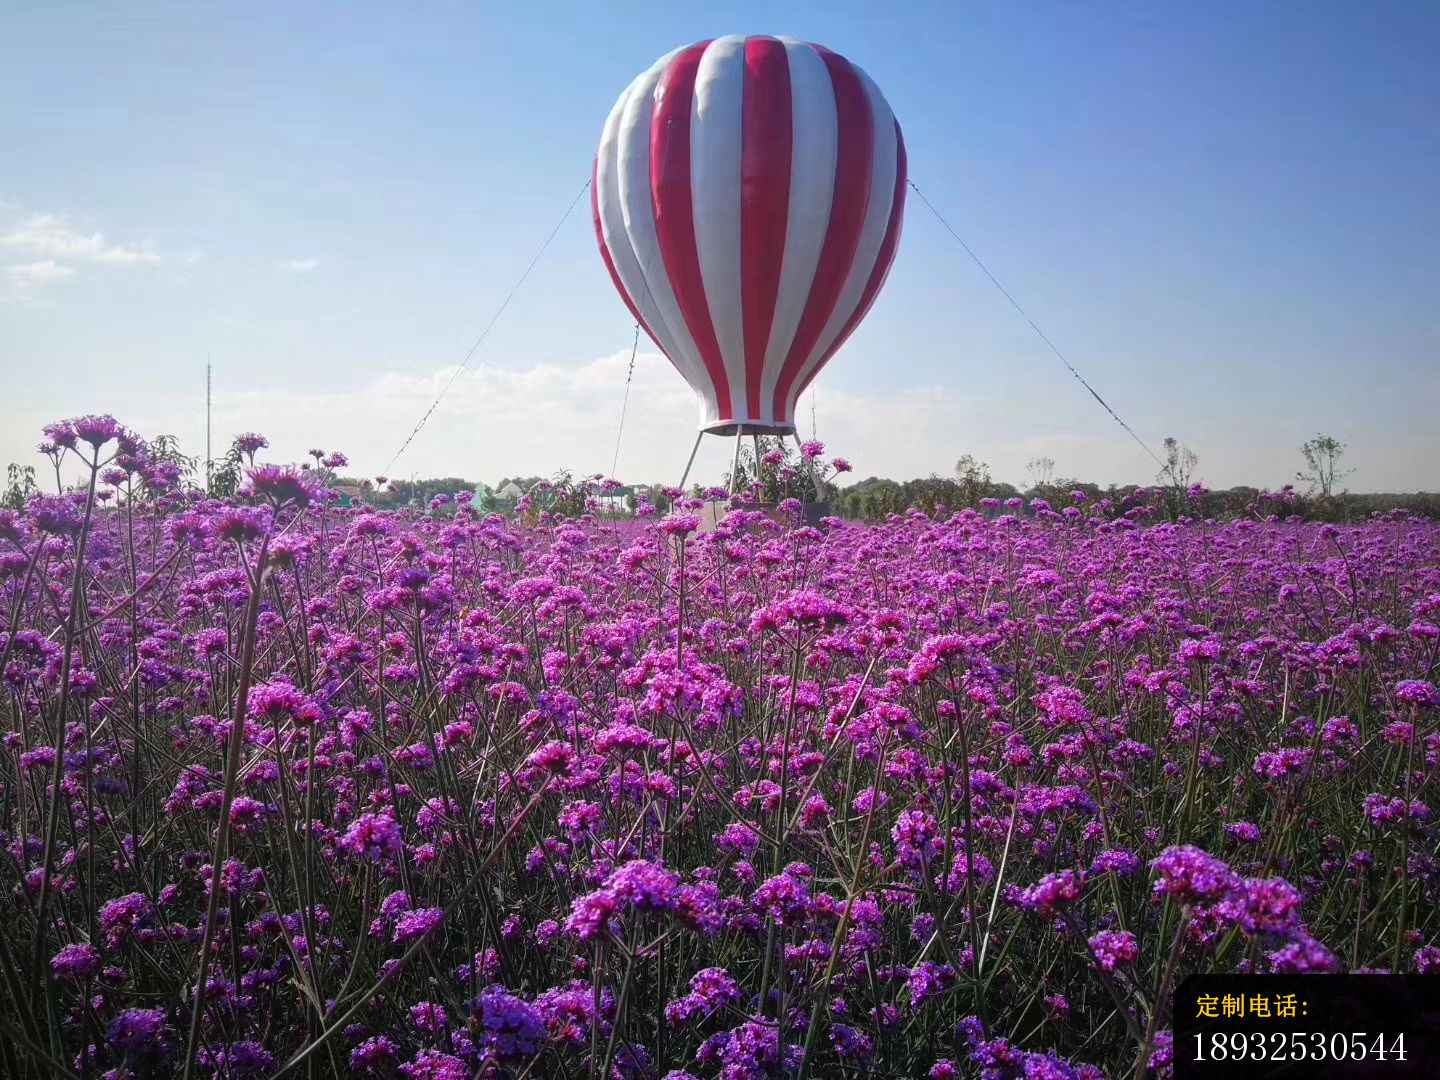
[2,463,38,510]
[861,479,906,519]
[723,436,820,503]
[1297,434,1352,498]
[534,469,591,518]
[380,477,481,509]
[1157,437,1197,490]
[628,484,674,516]
[148,434,197,482]
[1157,436,1199,520]
[1025,455,1055,490]
[953,454,992,506]
[207,442,244,498]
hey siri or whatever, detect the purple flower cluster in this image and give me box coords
[1086,930,1139,971]
[565,858,680,940]
[393,906,445,944]
[342,811,404,861]
[1151,845,1238,904]
[665,966,741,1024]
[472,985,545,1060]
[1018,869,1086,919]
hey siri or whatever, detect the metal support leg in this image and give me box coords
[678,431,703,491]
[728,432,743,494]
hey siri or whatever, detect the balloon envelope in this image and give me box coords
[594,36,906,434]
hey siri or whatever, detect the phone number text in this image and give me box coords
[1189,1032,1407,1063]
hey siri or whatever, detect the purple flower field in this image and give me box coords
[3,417,1438,1079]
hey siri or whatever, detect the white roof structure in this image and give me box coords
[498,482,524,500]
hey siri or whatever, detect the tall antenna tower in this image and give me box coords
[205,356,212,493]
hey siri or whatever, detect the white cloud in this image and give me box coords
[4,349,1437,492]
[2,212,159,264]
[5,259,75,287]
[194,351,997,487]
[278,257,319,274]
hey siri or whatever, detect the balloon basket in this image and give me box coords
[698,500,832,534]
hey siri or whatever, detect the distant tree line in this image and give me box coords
[368,477,475,508]
[822,475,1439,523]
[804,434,1437,524]
[5,428,1433,524]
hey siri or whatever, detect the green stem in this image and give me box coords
[181,534,270,1079]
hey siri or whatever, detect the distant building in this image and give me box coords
[497,482,525,502]
[330,481,366,508]
[596,485,635,512]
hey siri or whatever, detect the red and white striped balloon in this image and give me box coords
[594,36,906,433]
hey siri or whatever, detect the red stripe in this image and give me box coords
[650,41,733,422]
[739,36,792,422]
[794,121,906,404]
[770,46,874,425]
[592,156,660,348]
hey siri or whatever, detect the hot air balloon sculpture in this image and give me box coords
[593,35,905,486]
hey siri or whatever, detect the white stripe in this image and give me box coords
[596,59,693,385]
[757,40,837,428]
[690,35,747,423]
[783,67,898,418]
[596,68,687,374]
[602,52,716,425]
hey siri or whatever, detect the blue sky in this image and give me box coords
[2,1,1437,491]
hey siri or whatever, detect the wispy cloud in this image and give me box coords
[194,350,987,485]
[5,259,76,287]
[2,212,159,264]
[5,346,1435,491]
[277,257,319,274]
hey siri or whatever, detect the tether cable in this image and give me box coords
[610,322,640,477]
[382,178,592,476]
[908,179,1167,471]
